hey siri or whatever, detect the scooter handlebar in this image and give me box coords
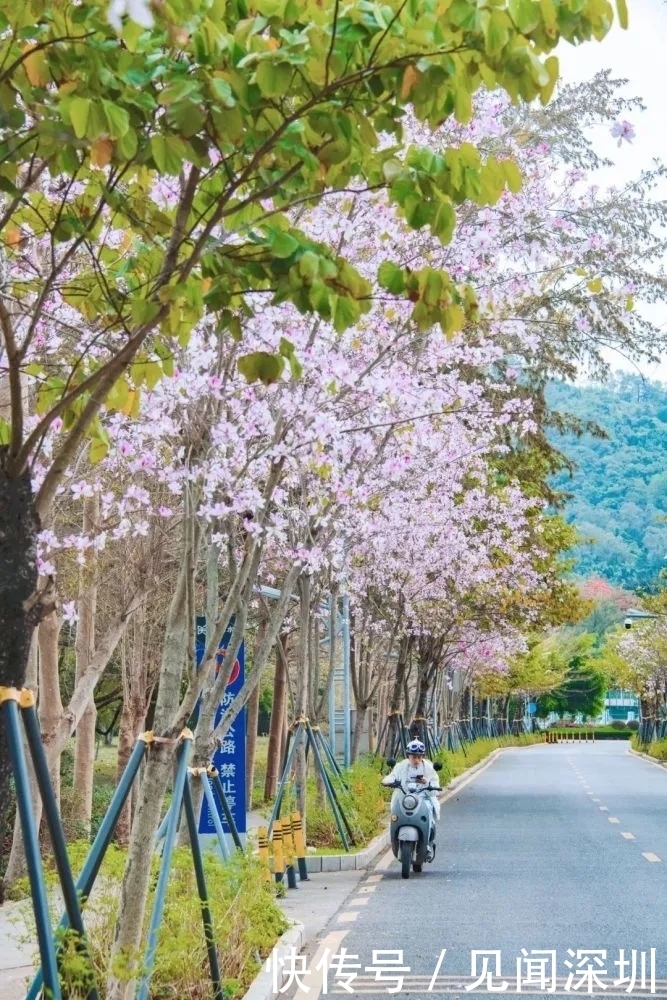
[381,780,439,792]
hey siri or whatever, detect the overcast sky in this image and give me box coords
[555,0,667,383]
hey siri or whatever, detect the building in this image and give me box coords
[600,688,639,724]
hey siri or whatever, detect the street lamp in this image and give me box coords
[623,608,659,629]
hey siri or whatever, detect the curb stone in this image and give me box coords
[627,745,667,770]
[244,922,305,1000]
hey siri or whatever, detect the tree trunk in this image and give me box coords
[245,679,260,809]
[106,551,191,1000]
[264,637,288,801]
[351,703,367,762]
[114,690,146,847]
[114,604,152,846]
[0,455,40,891]
[294,578,310,824]
[382,634,410,756]
[71,495,99,837]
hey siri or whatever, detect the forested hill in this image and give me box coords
[547,374,667,591]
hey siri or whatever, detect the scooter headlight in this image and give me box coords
[402,793,418,811]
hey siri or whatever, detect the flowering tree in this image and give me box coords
[0,0,626,897]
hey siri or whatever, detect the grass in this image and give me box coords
[631,735,667,760]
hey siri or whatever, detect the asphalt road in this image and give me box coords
[294,743,667,999]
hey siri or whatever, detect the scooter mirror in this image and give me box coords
[386,757,397,768]
[433,762,443,771]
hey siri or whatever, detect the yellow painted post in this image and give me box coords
[272,819,285,883]
[291,812,309,881]
[282,816,298,889]
[257,826,271,882]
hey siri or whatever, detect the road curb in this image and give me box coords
[244,922,305,1000]
[627,746,667,770]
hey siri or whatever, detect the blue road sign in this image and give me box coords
[196,615,247,836]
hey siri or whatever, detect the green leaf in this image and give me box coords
[106,378,130,412]
[144,361,162,390]
[88,436,109,464]
[377,261,406,294]
[150,135,188,175]
[67,97,91,139]
[102,101,130,138]
[508,0,540,33]
[255,61,293,97]
[616,0,629,30]
[272,231,301,258]
[502,160,522,194]
[332,296,358,333]
[237,351,285,384]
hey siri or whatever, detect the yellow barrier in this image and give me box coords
[291,812,309,881]
[257,813,308,888]
[545,730,597,744]
[257,826,272,882]
[272,818,285,883]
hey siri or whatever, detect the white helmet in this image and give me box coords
[406,739,426,755]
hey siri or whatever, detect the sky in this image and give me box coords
[555,0,667,383]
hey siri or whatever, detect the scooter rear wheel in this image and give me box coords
[400,841,412,879]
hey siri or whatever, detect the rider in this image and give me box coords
[382,739,441,821]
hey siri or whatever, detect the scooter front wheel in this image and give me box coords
[400,841,413,879]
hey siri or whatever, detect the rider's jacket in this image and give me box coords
[382,757,441,820]
[382,757,440,790]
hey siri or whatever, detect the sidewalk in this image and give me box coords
[0,897,36,1000]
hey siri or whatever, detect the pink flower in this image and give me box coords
[610,120,635,147]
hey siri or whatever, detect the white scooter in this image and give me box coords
[384,759,442,878]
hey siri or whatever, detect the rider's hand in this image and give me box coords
[416,776,426,784]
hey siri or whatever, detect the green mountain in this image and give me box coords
[547,374,667,591]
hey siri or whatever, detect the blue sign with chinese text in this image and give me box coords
[196,615,247,836]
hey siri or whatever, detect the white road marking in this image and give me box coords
[296,929,348,999]
[608,817,620,824]
[599,805,609,811]
[621,832,636,839]
[642,852,662,863]
[337,911,359,922]
[349,896,369,906]
[356,885,376,894]
[375,848,394,871]
[365,873,383,882]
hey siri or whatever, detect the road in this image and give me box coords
[290,743,667,999]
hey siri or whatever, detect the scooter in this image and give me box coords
[383,760,442,878]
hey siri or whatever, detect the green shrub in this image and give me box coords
[632,735,667,760]
[277,758,387,850]
[610,720,627,730]
[433,734,543,782]
[18,841,287,1000]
